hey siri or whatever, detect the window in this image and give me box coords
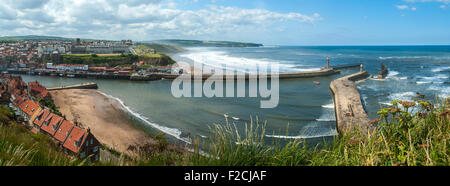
[80,152,85,158]
[25,105,28,109]
[93,146,98,152]
[91,139,93,145]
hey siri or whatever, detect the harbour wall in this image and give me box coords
[47,82,98,91]
[329,71,373,135]
[162,68,340,80]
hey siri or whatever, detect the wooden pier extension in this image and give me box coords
[329,71,373,135]
[47,82,98,91]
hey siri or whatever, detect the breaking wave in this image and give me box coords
[180,49,320,73]
[98,91,192,144]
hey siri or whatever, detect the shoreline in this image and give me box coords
[50,89,157,156]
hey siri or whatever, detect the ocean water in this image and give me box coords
[20,46,450,145]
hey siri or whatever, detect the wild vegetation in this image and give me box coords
[36,97,62,116]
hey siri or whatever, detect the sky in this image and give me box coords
[0,0,449,45]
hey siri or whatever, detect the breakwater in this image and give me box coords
[47,82,98,91]
[329,70,373,135]
[331,63,362,70]
[162,68,340,80]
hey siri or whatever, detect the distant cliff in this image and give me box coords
[153,39,263,47]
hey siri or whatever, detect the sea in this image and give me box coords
[20,45,450,145]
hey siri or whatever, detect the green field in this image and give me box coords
[61,53,175,66]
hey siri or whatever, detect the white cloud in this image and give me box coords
[396,5,410,10]
[0,0,322,41]
[396,5,417,11]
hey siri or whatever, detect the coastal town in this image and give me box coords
[0,38,179,81]
[0,74,100,162]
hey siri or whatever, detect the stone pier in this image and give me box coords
[329,70,373,135]
[47,82,98,91]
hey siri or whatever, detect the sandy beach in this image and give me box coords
[50,89,155,156]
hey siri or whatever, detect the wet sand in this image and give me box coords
[50,89,155,156]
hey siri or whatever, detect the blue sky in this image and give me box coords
[0,0,449,45]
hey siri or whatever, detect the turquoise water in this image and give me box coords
[21,46,450,144]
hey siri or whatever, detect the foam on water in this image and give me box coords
[431,66,450,73]
[180,49,320,73]
[98,91,192,144]
[429,85,450,98]
[388,92,416,101]
[416,81,432,84]
[321,103,335,109]
[315,109,336,122]
[387,71,399,77]
[265,129,338,139]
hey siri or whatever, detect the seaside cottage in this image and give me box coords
[53,120,75,144]
[63,127,100,163]
[28,81,51,99]
[39,113,64,136]
[32,109,51,134]
[17,98,41,128]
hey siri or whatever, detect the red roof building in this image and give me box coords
[53,120,74,143]
[40,113,63,136]
[13,94,27,106]
[28,81,50,99]
[63,126,100,162]
[33,109,51,127]
[63,126,88,153]
[18,99,40,117]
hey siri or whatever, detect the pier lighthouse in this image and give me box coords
[326,57,330,69]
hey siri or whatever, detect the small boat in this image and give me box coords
[67,74,75,78]
[314,81,321,85]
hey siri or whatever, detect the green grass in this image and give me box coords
[62,53,139,66]
[61,52,176,67]
[0,106,87,166]
[136,43,186,54]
